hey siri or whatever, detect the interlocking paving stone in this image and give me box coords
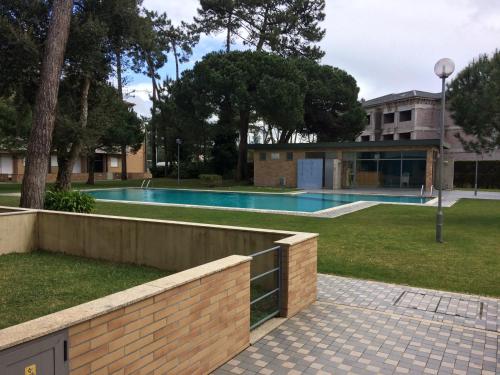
[213,274,499,375]
[317,274,499,332]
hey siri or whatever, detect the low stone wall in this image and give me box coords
[0,210,37,255]
[37,210,287,273]
[0,208,318,374]
[0,256,251,374]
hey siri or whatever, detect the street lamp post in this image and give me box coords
[434,58,455,243]
[176,138,182,184]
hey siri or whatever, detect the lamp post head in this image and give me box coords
[434,58,455,79]
[176,138,182,145]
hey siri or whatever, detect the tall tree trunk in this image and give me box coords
[148,60,157,169]
[116,50,123,99]
[20,0,73,208]
[55,76,91,190]
[121,145,127,180]
[86,153,95,185]
[255,5,270,51]
[236,110,249,181]
[115,49,128,180]
[226,12,232,52]
[163,133,168,177]
[277,129,294,144]
[172,41,180,80]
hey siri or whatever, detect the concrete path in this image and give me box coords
[214,275,499,375]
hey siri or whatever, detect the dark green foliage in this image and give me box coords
[102,106,144,153]
[175,51,306,179]
[171,50,365,177]
[211,130,238,176]
[195,0,326,60]
[0,96,31,150]
[448,51,500,152]
[44,189,95,213]
[199,174,223,186]
[149,165,170,178]
[0,0,49,102]
[195,0,242,52]
[294,58,366,142]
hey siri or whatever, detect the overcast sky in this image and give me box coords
[127,0,500,116]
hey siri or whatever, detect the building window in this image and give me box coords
[399,110,412,122]
[383,134,394,140]
[361,135,370,142]
[399,132,411,140]
[271,152,280,160]
[383,113,395,124]
[286,152,293,161]
[110,157,118,168]
[366,114,371,125]
[259,152,267,161]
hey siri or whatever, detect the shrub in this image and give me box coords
[199,174,223,187]
[150,165,170,178]
[44,190,95,213]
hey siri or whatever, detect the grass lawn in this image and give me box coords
[0,251,170,329]
[0,194,498,298]
[0,177,296,194]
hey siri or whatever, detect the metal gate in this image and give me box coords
[249,246,282,330]
[297,159,323,189]
[0,330,68,375]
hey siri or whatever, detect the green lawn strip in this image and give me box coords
[0,195,498,297]
[0,251,171,329]
[0,178,296,194]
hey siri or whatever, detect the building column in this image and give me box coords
[425,149,434,192]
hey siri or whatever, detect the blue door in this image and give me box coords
[297,159,323,189]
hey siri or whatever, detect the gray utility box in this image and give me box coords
[0,330,68,375]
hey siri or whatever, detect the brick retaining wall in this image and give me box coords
[67,257,250,375]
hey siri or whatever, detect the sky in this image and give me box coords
[126,0,500,117]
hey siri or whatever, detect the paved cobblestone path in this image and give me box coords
[214,274,499,375]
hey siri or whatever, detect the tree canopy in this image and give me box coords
[171,50,364,179]
[195,0,326,60]
[448,50,500,153]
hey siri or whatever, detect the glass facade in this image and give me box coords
[342,151,427,188]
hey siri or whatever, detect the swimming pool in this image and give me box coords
[87,188,431,213]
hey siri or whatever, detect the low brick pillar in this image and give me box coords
[275,233,318,317]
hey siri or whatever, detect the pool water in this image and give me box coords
[87,188,431,213]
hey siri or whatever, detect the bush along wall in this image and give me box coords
[454,161,500,189]
[44,190,96,213]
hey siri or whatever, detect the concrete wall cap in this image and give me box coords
[35,209,316,237]
[274,232,319,246]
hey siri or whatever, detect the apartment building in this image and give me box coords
[358,90,500,188]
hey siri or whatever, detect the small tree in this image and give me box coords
[101,103,144,181]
